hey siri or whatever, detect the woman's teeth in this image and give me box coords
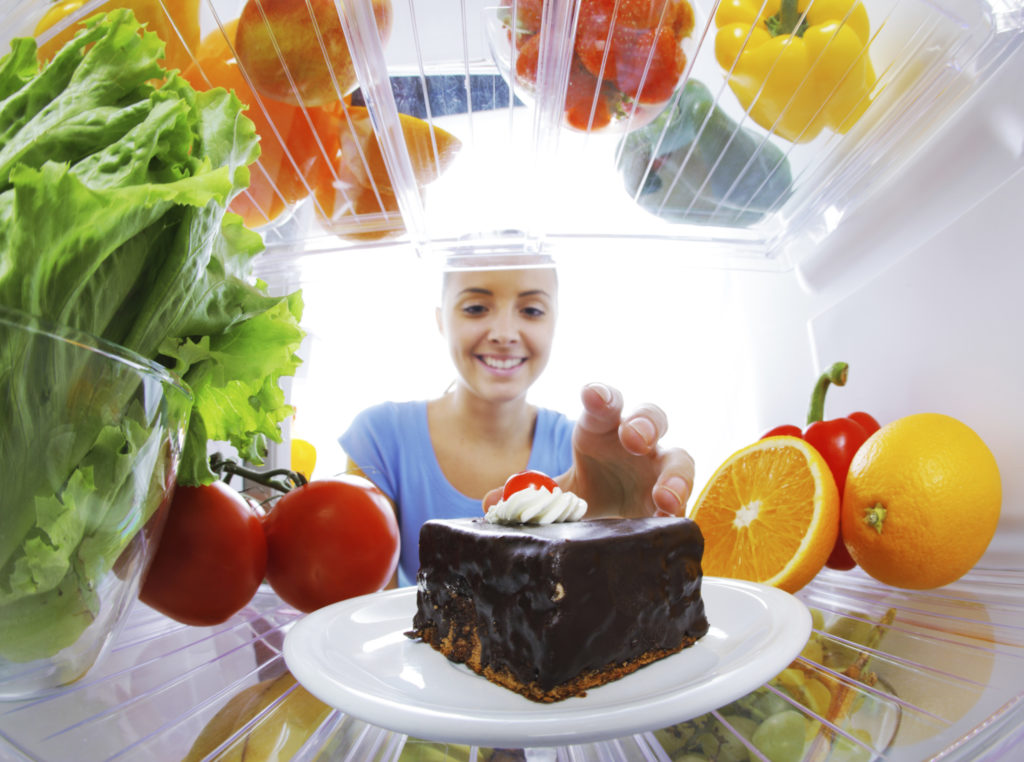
[482,356,524,370]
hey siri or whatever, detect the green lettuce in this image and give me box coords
[0,10,304,662]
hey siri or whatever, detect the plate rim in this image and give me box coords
[284,576,810,747]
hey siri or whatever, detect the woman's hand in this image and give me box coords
[565,383,695,518]
[483,383,695,518]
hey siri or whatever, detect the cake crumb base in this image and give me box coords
[410,623,701,703]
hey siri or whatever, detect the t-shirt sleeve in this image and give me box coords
[338,403,401,501]
[552,410,575,474]
[530,407,576,476]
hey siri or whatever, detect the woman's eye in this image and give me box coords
[461,304,488,316]
[522,306,547,318]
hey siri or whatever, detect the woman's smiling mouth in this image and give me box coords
[479,355,526,371]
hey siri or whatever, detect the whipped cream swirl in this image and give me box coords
[485,484,587,525]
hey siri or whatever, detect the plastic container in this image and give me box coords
[486,0,703,134]
[0,307,191,700]
[10,0,1021,268]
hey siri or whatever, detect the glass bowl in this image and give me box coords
[0,306,192,700]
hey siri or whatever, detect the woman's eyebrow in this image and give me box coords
[456,287,493,296]
[454,287,552,298]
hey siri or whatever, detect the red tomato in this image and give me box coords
[263,475,400,613]
[139,482,267,626]
[502,470,559,500]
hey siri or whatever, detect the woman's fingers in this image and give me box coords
[652,449,696,517]
[481,486,502,513]
[576,383,624,434]
[619,403,669,455]
[488,382,697,521]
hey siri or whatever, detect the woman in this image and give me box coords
[340,261,695,586]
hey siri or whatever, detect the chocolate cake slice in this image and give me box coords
[408,516,709,703]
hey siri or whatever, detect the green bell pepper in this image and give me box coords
[618,79,793,227]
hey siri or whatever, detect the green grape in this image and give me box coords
[750,690,791,721]
[810,608,825,631]
[654,725,696,756]
[800,637,824,663]
[821,616,878,671]
[398,746,437,762]
[804,678,832,715]
[672,755,709,762]
[727,686,772,722]
[397,743,472,762]
[695,730,722,758]
[713,715,757,762]
[822,642,859,671]
[829,729,874,762]
[751,711,807,762]
[826,616,876,644]
[481,750,528,762]
[727,693,758,717]
[722,714,758,740]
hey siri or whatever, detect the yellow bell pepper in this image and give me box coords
[714,0,876,142]
[34,0,199,73]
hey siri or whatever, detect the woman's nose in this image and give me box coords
[488,309,519,343]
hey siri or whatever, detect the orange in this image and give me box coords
[182,21,345,229]
[841,413,1001,590]
[313,184,407,241]
[333,107,462,191]
[689,436,839,593]
[233,0,393,107]
[35,0,200,73]
[313,107,461,239]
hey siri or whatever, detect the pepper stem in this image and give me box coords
[863,503,887,534]
[765,0,810,38]
[806,361,849,425]
[210,452,307,494]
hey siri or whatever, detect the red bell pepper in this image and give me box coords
[763,362,880,570]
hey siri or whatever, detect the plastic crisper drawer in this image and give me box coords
[9,0,1024,270]
[0,560,1020,761]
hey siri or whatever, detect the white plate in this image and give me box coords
[284,577,810,748]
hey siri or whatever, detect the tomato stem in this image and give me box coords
[863,503,887,534]
[210,452,307,493]
[806,361,849,425]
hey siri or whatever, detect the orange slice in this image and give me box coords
[689,436,839,593]
[313,108,461,239]
[334,107,462,191]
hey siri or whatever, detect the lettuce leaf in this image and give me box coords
[0,10,304,661]
[165,289,305,485]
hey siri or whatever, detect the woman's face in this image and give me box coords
[437,267,558,404]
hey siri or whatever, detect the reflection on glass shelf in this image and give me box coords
[1,566,1023,760]
[350,74,526,117]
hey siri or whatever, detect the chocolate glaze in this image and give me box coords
[410,517,709,692]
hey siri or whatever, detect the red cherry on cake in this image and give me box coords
[502,470,559,500]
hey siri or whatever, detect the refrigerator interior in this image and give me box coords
[1,566,1022,760]
[2,0,1024,758]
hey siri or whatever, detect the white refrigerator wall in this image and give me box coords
[729,41,1024,556]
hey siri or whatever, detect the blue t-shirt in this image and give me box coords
[339,401,575,587]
